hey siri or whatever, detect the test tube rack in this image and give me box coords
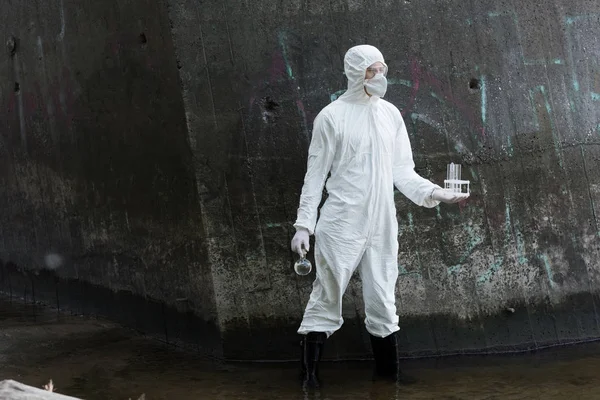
[444,163,470,194]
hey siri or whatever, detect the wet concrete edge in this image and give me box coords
[0,262,223,360]
[221,290,600,361]
[2,262,599,362]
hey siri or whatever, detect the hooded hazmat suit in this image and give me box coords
[294,45,442,339]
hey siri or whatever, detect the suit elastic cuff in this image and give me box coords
[293,223,313,235]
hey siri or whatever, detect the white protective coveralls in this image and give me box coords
[294,45,441,338]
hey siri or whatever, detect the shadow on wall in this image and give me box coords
[64,36,196,227]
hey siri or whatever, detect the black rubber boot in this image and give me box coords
[300,332,327,389]
[370,332,417,385]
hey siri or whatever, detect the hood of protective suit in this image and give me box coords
[338,45,388,103]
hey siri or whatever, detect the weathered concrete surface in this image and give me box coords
[0,0,220,356]
[163,0,600,359]
[2,0,600,360]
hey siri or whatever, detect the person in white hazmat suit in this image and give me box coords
[291,45,469,387]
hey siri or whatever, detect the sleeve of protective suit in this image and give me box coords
[393,114,441,208]
[294,112,336,235]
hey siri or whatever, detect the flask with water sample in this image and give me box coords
[294,253,312,276]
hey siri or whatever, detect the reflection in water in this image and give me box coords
[1,297,600,399]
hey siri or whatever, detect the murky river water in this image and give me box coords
[2,297,600,399]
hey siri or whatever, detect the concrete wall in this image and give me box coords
[0,0,221,355]
[2,0,600,360]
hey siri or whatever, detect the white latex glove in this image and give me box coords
[431,188,470,204]
[291,228,310,257]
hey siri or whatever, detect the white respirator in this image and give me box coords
[364,74,388,98]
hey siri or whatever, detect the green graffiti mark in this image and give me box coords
[504,200,512,234]
[278,32,310,137]
[475,69,513,157]
[468,167,479,182]
[277,32,294,79]
[515,231,528,265]
[330,90,345,102]
[591,92,600,101]
[477,257,504,283]
[398,263,421,276]
[447,264,462,274]
[430,91,444,103]
[480,75,487,126]
[523,60,547,66]
[407,212,415,232]
[538,254,556,288]
[506,135,514,157]
[388,78,413,88]
[528,88,541,129]
[564,15,592,25]
[446,225,485,276]
[265,222,284,228]
[521,59,564,66]
[468,226,484,247]
[562,15,600,96]
[410,112,440,129]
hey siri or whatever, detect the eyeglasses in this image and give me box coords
[365,65,388,79]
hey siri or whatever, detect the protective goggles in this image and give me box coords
[365,64,388,79]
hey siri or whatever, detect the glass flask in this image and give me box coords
[294,255,312,276]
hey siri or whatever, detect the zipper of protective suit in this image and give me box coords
[364,102,380,248]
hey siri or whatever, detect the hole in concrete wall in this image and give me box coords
[139,33,147,45]
[14,82,20,93]
[469,78,481,91]
[260,97,280,123]
[264,97,279,111]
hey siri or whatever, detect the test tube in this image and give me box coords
[447,163,462,193]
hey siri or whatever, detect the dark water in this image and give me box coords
[2,297,600,400]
